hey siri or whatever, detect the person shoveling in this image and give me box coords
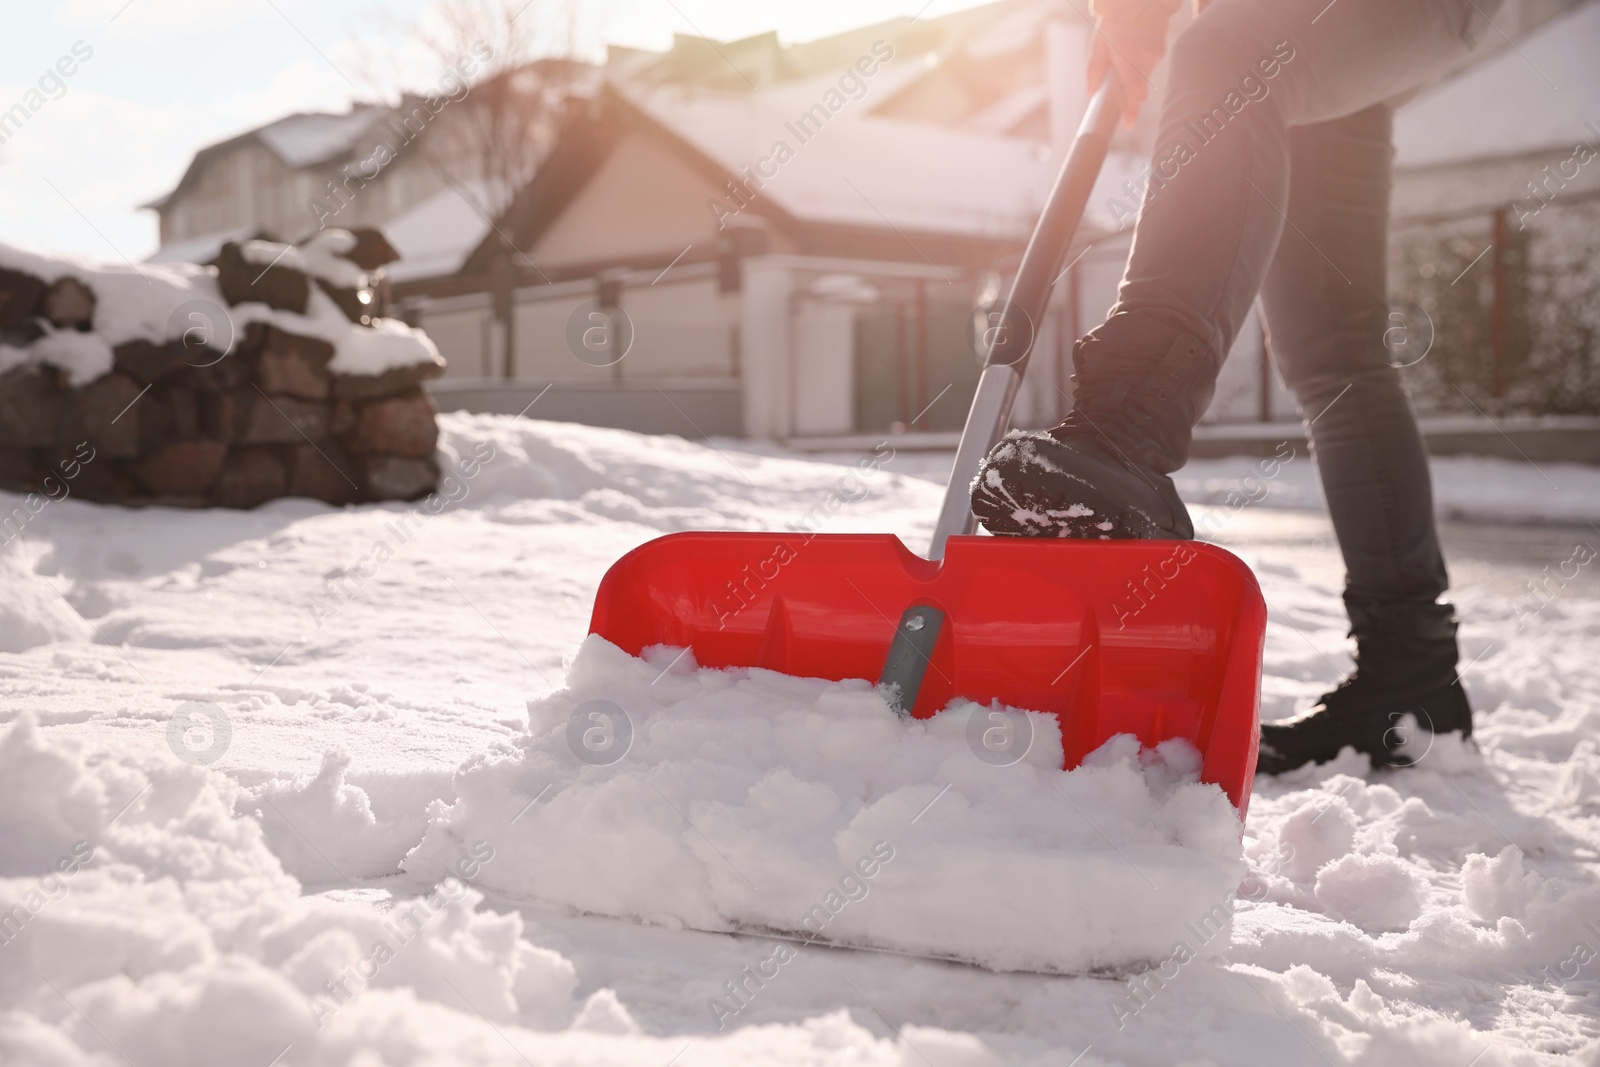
[970,0,1492,775]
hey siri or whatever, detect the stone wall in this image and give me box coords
[0,322,442,507]
[0,231,446,509]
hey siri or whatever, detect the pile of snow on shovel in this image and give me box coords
[407,636,1247,974]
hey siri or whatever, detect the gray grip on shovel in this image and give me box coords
[878,605,946,719]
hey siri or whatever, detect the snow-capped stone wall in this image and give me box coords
[0,232,445,508]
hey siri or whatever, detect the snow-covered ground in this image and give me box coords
[3,412,1599,1065]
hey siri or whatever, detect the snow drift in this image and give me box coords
[407,635,1248,974]
[0,711,581,1066]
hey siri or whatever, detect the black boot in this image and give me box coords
[970,429,1194,538]
[970,315,1214,540]
[1257,601,1474,775]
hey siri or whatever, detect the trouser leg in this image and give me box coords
[1254,117,1472,768]
[1259,107,1451,612]
[1070,0,1488,473]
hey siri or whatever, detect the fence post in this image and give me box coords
[913,278,928,429]
[895,300,909,428]
[1490,206,1507,400]
[495,248,516,380]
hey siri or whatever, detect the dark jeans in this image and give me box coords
[1103,0,1497,609]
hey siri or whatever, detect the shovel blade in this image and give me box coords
[590,533,1266,815]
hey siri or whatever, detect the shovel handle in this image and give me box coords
[927,74,1124,560]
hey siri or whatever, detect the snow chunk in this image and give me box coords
[1315,853,1426,932]
[27,327,114,386]
[244,750,420,882]
[896,1026,1002,1066]
[0,550,92,654]
[572,988,641,1034]
[1558,739,1600,809]
[0,239,441,385]
[1274,788,1359,883]
[406,635,1246,974]
[1462,846,1538,923]
[241,232,366,290]
[326,313,443,375]
[0,713,104,875]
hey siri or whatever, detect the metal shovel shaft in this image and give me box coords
[928,76,1124,559]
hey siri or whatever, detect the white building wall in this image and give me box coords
[620,277,740,379]
[740,258,798,438]
[424,303,495,380]
[791,301,859,436]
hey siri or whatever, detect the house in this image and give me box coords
[144,0,1590,442]
[144,106,441,255]
[401,0,1587,441]
[395,0,1160,441]
[143,57,598,272]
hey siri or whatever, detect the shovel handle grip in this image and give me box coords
[927,75,1124,559]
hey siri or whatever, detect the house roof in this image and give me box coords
[151,0,1118,283]
[458,95,624,277]
[456,0,1152,277]
[254,108,395,169]
[143,105,391,212]
[382,182,496,285]
[624,74,1052,239]
[604,2,1051,91]
[463,58,1144,278]
[1394,0,1600,169]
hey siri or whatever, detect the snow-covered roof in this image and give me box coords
[624,65,1139,240]
[383,183,496,285]
[253,107,393,170]
[142,105,394,213]
[1394,1,1600,169]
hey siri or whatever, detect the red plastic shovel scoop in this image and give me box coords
[589,78,1267,816]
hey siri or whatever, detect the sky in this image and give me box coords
[0,0,982,263]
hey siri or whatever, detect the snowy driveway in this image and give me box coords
[2,413,1597,1065]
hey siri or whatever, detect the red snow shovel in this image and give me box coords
[589,78,1268,816]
